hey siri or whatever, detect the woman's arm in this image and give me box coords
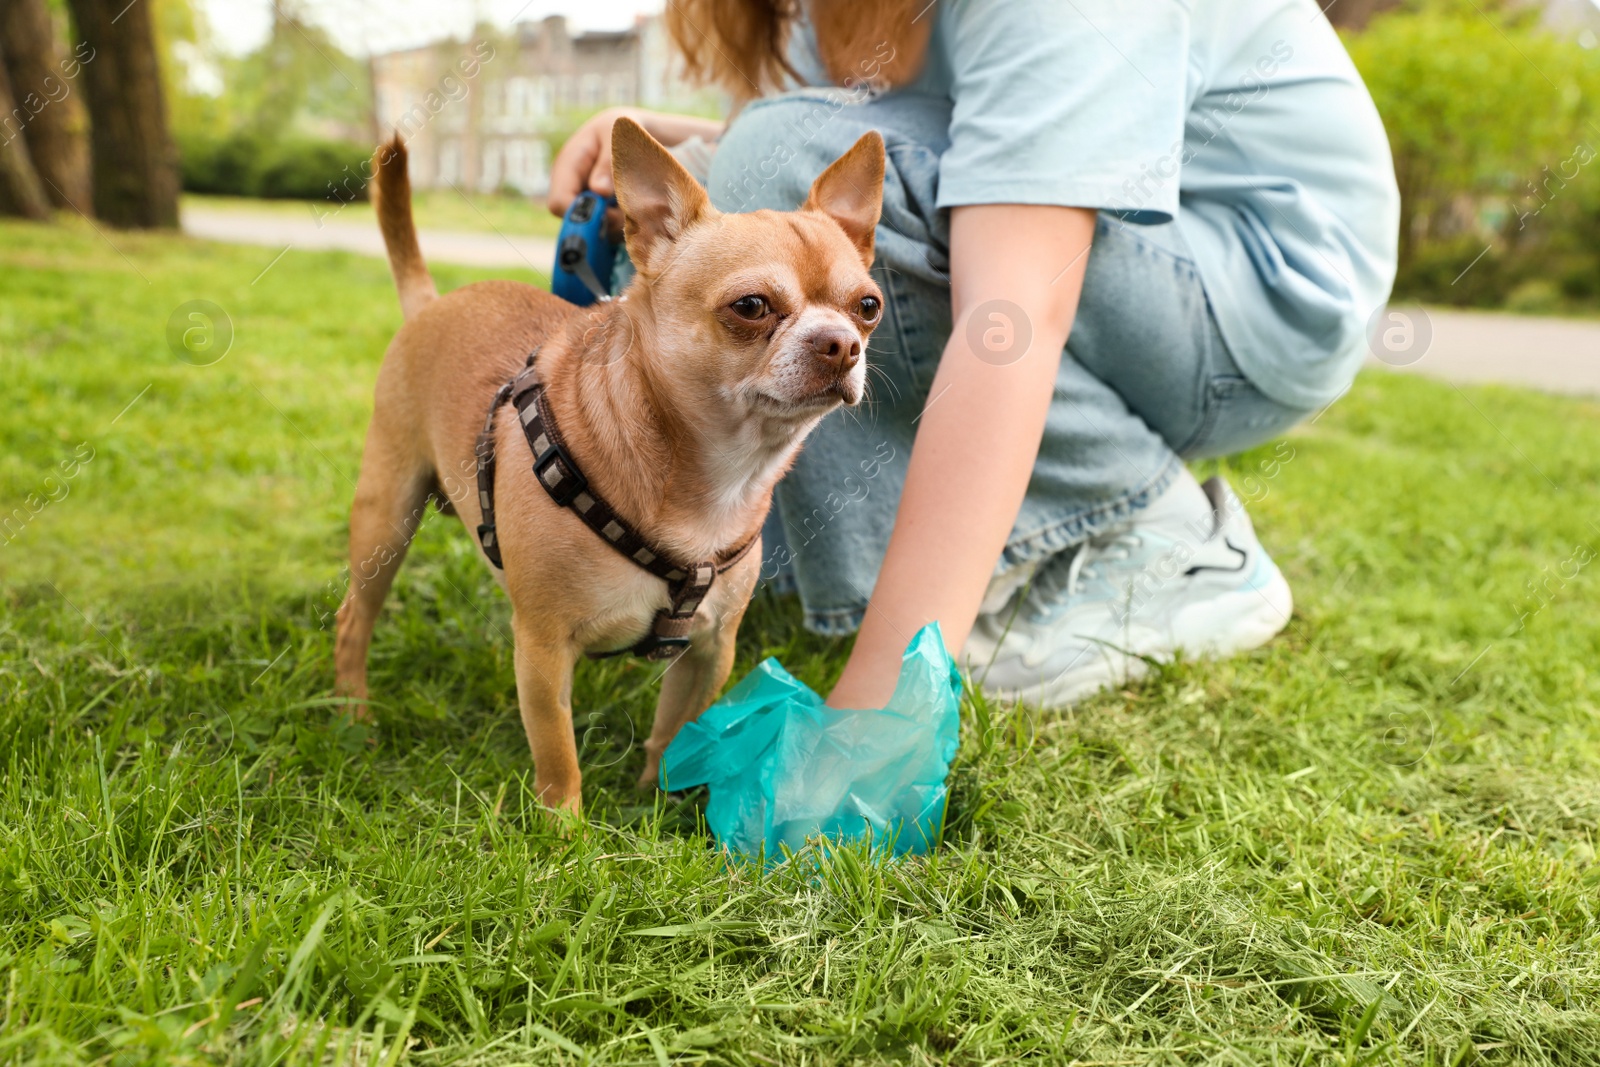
[547,107,725,216]
[827,203,1097,710]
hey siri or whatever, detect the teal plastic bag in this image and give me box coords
[659,623,962,862]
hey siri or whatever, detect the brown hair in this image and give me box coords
[665,0,934,103]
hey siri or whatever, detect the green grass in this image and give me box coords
[182,192,565,239]
[2,215,1599,1066]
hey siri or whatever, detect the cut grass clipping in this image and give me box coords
[2,217,1599,1065]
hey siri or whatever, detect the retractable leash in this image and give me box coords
[551,191,619,306]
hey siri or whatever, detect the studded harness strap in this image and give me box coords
[474,350,757,661]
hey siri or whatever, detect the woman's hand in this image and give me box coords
[547,107,725,217]
[826,203,1098,711]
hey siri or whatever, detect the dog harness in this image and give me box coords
[474,349,756,661]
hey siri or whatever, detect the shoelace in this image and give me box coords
[1063,530,1146,598]
[1018,529,1147,621]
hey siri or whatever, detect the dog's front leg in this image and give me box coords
[639,611,743,789]
[510,613,584,814]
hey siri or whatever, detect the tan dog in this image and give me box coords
[334,119,886,813]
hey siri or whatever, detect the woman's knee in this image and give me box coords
[710,89,949,212]
[710,92,874,213]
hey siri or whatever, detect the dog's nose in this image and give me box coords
[806,326,861,370]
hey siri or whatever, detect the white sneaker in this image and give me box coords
[963,470,1293,707]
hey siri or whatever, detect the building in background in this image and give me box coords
[371,14,720,197]
[1543,0,1600,43]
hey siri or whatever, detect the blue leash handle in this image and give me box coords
[552,191,619,306]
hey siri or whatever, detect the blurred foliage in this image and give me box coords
[212,14,368,142]
[162,0,372,200]
[1348,3,1600,310]
[153,0,204,135]
[178,130,372,200]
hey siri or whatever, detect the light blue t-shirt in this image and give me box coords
[791,0,1400,409]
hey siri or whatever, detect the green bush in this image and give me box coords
[1347,5,1600,310]
[178,131,373,201]
[177,131,262,196]
[255,137,372,200]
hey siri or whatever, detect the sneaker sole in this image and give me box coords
[1170,556,1294,658]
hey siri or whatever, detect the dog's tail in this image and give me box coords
[372,135,437,320]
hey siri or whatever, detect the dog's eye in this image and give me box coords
[858,295,882,322]
[730,295,770,320]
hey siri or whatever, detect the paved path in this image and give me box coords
[1367,306,1600,397]
[183,205,1600,397]
[181,204,557,273]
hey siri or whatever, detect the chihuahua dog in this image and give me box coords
[334,118,886,813]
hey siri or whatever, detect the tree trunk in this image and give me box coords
[0,0,92,210]
[0,58,51,219]
[63,0,179,228]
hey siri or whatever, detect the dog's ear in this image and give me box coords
[803,130,885,268]
[611,117,711,275]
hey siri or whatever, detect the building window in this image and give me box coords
[378,87,404,126]
[497,138,552,194]
[506,140,528,189]
[439,139,462,185]
[507,77,536,119]
[481,143,502,192]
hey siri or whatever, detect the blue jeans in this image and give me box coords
[706,90,1322,636]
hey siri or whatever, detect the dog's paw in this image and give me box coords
[537,798,585,838]
[636,748,666,792]
[335,698,374,726]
